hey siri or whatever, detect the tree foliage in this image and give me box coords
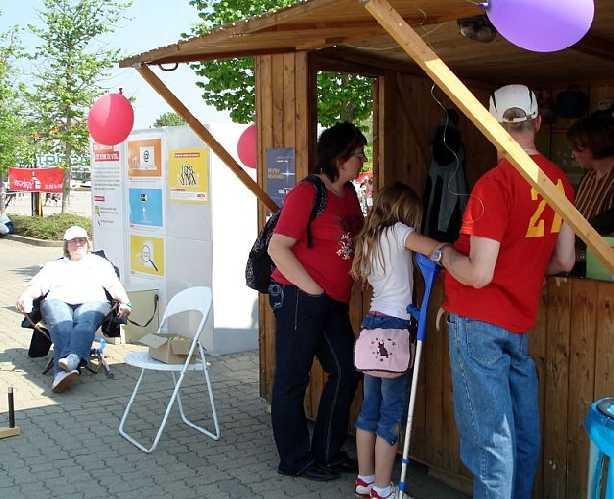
[26,0,131,211]
[186,0,373,126]
[0,18,31,179]
[153,112,186,128]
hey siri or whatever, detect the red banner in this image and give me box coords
[8,167,64,193]
[92,143,120,162]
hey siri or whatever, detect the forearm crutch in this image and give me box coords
[399,254,441,499]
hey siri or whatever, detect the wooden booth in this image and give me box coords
[121,1,614,497]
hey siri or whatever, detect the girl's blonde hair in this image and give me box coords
[351,182,423,283]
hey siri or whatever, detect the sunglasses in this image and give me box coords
[67,237,88,245]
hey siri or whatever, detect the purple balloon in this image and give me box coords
[486,0,594,52]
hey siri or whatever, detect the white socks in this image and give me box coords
[358,474,375,484]
[373,484,392,497]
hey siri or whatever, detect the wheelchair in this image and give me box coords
[23,307,119,379]
[21,250,125,380]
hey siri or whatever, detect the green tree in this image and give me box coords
[0,16,32,210]
[27,0,132,212]
[186,0,373,126]
[153,112,186,128]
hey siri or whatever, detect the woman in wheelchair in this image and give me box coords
[16,225,131,393]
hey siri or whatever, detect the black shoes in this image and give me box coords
[278,453,358,481]
[322,454,358,474]
[278,463,340,482]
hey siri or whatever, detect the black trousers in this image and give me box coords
[269,283,358,475]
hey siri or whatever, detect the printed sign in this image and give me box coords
[129,188,163,228]
[265,148,296,208]
[128,138,162,178]
[93,143,120,163]
[168,148,209,203]
[91,142,123,229]
[8,167,64,193]
[129,234,165,277]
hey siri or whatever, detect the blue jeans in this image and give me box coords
[355,313,412,446]
[356,373,410,446]
[447,313,540,499]
[41,299,111,374]
[268,283,358,474]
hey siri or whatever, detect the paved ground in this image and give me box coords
[5,189,92,217]
[0,238,468,498]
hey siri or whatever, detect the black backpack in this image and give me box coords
[245,175,327,293]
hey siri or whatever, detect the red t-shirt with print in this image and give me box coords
[444,155,574,333]
[271,179,364,303]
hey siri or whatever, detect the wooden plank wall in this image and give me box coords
[255,51,315,401]
[377,71,496,194]
[407,277,614,499]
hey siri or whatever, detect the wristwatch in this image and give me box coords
[430,243,450,264]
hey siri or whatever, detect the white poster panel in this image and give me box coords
[91,228,126,275]
[91,143,124,229]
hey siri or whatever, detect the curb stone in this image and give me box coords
[4,234,63,247]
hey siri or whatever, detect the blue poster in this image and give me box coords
[129,188,163,228]
[266,148,295,208]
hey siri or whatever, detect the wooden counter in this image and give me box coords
[259,275,614,499]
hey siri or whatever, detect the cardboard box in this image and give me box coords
[586,237,614,282]
[139,333,197,364]
[124,289,160,344]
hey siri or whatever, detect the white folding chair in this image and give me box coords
[119,286,220,452]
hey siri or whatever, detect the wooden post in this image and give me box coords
[0,387,21,439]
[135,64,278,213]
[360,0,614,274]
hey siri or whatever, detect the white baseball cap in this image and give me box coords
[489,84,539,123]
[63,225,88,241]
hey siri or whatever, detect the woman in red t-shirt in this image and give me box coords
[267,122,366,481]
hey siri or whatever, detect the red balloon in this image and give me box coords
[87,92,134,146]
[237,124,257,169]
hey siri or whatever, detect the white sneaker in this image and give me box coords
[58,353,80,371]
[355,476,373,497]
[52,370,79,393]
[370,484,401,498]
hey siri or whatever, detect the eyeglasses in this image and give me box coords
[67,237,88,245]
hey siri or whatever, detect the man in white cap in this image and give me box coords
[16,225,131,393]
[430,85,576,498]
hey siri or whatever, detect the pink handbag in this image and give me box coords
[354,328,416,379]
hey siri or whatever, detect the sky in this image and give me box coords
[0,0,232,129]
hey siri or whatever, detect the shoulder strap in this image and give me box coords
[302,175,327,248]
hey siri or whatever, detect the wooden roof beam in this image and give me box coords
[247,17,447,34]
[360,0,614,273]
[135,64,278,213]
[138,47,296,67]
[572,34,614,64]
